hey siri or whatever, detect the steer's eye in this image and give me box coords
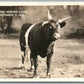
[50,26,52,29]
[56,24,58,28]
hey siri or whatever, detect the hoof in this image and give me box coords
[46,73,51,78]
[27,68,32,72]
[33,75,39,79]
[27,66,34,72]
[20,64,25,70]
[33,76,39,79]
[32,72,38,78]
[32,66,34,70]
[21,66,25,70]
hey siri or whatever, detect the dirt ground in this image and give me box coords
[0,37,84,79]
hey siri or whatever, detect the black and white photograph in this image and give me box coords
[0,2,84,79]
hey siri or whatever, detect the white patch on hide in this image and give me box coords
[25,24,36,66]
[25,24,36,48]
[55,33,60,39]
[42,21,49,26]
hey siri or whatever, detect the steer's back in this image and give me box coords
[19,23,32,51]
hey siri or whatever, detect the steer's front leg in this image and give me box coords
[46,52,53,78]
[46,43,54,78]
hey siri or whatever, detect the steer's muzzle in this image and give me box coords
[53,33,60,40]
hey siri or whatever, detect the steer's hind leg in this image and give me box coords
[28,52,34,71]
[30,52,38,77]
[21,51,25,69]
[30,53,34,71]
[29,52,38,77]
[33,56,38,77]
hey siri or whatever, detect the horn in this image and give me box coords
[47,8,53,20]
[58,16,71,23]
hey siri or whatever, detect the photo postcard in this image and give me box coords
[0,1,83,82]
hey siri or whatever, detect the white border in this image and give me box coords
[0,1,83,6]
[0,1,84,82]
[1,78,84,82]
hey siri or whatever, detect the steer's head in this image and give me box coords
[42,9,71,41]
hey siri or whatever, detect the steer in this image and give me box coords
[19,9,71,77]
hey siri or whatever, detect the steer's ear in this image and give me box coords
[59,21,66,28]
[57,16,71,28]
